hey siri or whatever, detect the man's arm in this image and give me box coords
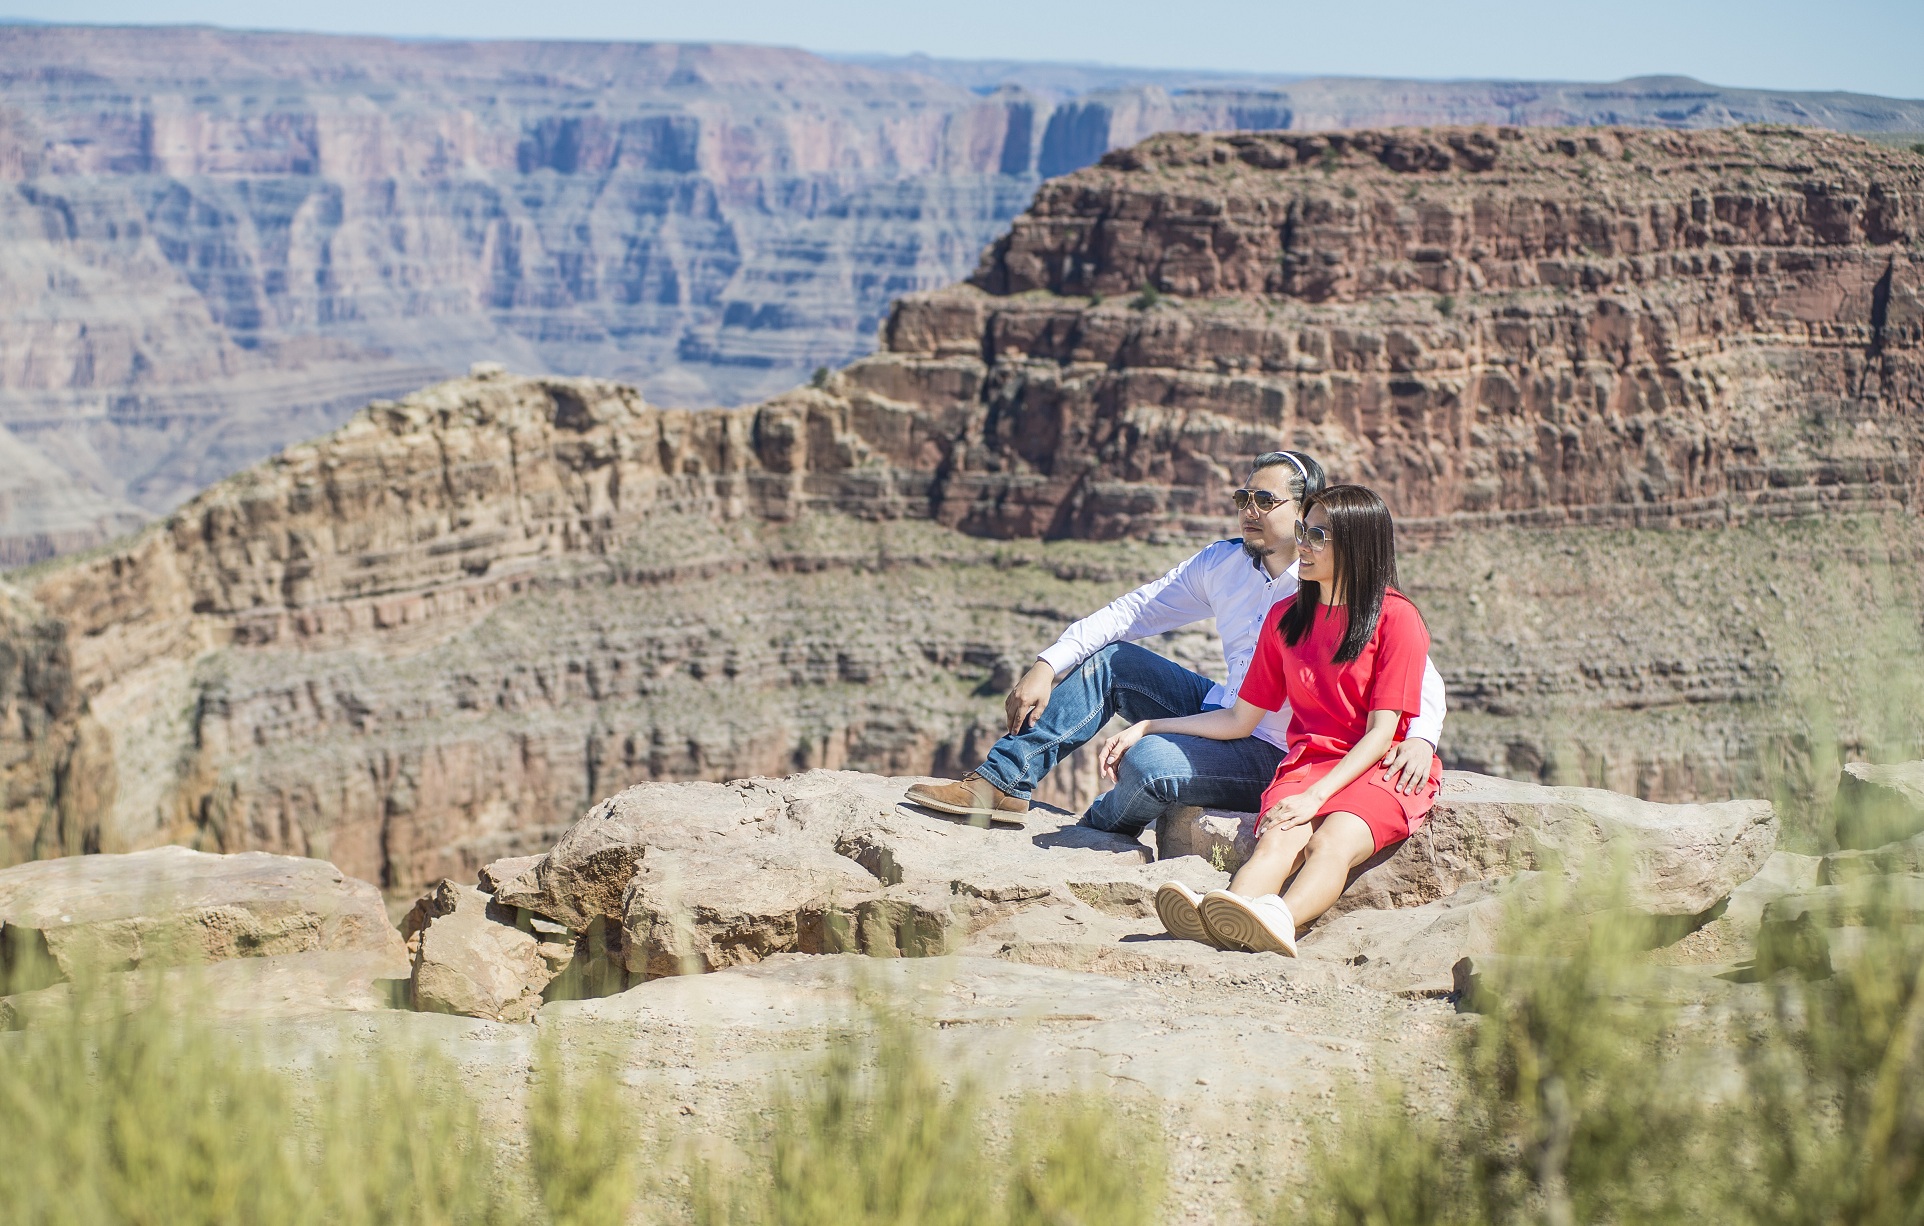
[1006,548,1218,733]
[1381,657,1447,793]
[1409,657,1446,747]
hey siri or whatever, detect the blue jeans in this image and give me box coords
[974,643,1286,838]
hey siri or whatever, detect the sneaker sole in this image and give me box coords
[904,792,1028,827]
[1199,894,1297,957]
[1155,883,1223,948]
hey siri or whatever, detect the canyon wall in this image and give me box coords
[2,125,1920,893]
[5,25,1924,565]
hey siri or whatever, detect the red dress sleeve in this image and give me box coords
[1365,593,1430,717]
[1237,600,1293,712]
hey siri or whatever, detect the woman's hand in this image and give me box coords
[1098,721,1150,781]
[1380,737,1435,795]
[1260,791,1323,835]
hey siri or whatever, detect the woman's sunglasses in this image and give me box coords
[1231,488,1290,514]
[1293,520,1333,551]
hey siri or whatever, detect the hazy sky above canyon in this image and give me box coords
[6,0,1920,100]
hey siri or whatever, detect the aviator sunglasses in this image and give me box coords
[1231,488,1291,514]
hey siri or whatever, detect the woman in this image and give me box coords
[1097,484,1441,956]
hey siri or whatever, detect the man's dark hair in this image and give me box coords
[1251,451,1326,504]
[1280,484,1407,663]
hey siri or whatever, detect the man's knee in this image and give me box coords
[1077,642,1125,673]
[1116,736,1193,804]
[1103,641,1163,682]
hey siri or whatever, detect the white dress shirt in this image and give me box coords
[1035,540,1447,753]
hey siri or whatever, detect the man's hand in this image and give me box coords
[1380,738,1435,795]
[1005,660,1057,734]
[1260,792,1323,836]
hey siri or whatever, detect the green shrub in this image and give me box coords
[1279,872,1725,1226]
[1130,280,1163,310]
[2,954,1163,1226]
[1006,1093,1163,1226]
[694,1006,1164,1226]
[1286,768,1924,1226]
[527,1032,643,1226]
[0,973,517,1226]
[1731,876,1924,1224]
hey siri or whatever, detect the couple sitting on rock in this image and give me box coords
[906,450,1444,956]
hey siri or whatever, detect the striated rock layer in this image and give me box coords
[932,125,1924,536]
[0,126,1919,890]
[6,24,1924,564]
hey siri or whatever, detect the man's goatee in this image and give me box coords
[1241,539,1272,564]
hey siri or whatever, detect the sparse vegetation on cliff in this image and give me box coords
[0,958,1167,1226]
[1284,775,1924,1226]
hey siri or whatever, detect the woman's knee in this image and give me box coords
[1305,813,1376,865]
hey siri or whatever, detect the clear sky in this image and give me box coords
[5,1,1919,101]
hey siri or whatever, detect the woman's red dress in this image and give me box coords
[1237,590,1441,852]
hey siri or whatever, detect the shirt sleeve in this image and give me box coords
[1407,656,1447,747]
[1365,598,1431,720]
[1035,545,1218,677]
[1235,602,1292,712]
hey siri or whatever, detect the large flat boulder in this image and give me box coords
[1832,761,1924,851]
[417,767,1783,1018]
[470,770,1196,987]
[0,846,404,991]
[1157,770,1777,918]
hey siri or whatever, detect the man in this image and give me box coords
[905,451,1444,833]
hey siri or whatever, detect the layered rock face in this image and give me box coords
[1,126,1920,892]
[0,28,1047,562]
[0,366,1218,883]
[6,25,1924,565]
[914,125,1924,537]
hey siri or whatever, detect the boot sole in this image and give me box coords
[1155,883,1224,948]
[904,792,1028,827]
[1199,893,1297,957]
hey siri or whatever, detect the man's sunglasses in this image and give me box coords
[1293,520,1333,551]
[1231,488,1291,514]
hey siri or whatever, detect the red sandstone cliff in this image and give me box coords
[1,125,1919,889]
[5,25,1924,568]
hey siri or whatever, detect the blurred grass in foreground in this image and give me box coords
[1286,874,1924,1221]
[0,952,1166,1226]
[690,1008,1162,1226]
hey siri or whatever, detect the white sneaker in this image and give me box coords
[1198,890,1298,957]
[1155,881,1226,948]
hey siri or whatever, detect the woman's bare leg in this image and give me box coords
[1279,812,1377,927]
[1227,820,1316,898]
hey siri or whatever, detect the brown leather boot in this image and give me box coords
[903,772,1030,827]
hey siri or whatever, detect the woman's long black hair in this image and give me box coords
[1279,484,1400,663]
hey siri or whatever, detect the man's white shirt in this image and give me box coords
[1035,539,1447,753]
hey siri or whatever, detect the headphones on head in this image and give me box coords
[1279,451,1309,491]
